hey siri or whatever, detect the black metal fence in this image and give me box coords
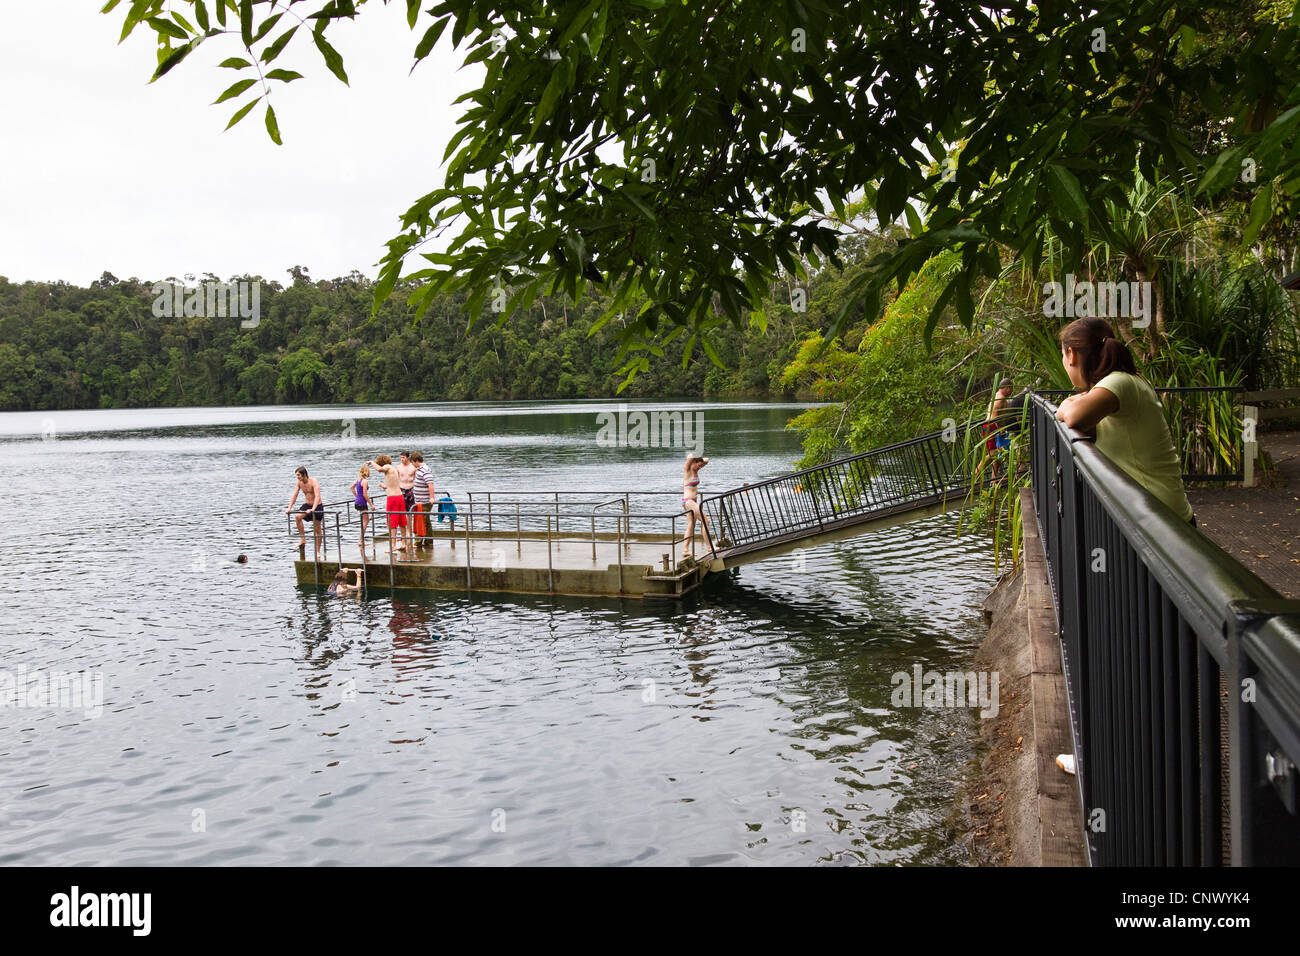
[1029,392,1300,865]
[699,424,974,560]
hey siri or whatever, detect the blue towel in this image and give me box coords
[437,494,458,522]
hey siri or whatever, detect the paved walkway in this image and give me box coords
[1187,430,1300,599]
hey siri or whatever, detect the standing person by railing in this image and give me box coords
[367,454,412,554]
[983,378,1014,478]
[352,465,374,552]
[411,452,433,550]
[285,466,325,557]
[681,453,711,560]
[1056,317,1195,526]
[398,451,417,520]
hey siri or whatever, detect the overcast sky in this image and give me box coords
[0,1,484,286]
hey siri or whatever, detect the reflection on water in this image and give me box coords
[0,401,994,865]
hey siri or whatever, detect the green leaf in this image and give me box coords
[253,12,283,44]
[924,275,957,346]
[260,25,299,63]
[147,16,189,40]
[225,95,260,130]
[119,0,152,43]
[219,57,251,69]
[903,202,923,236]
[1241,182,1274,247]
[314,32,349,85]
[194,2,210,33]
[265,69,303,83]
[101,0,123,13]
[1197,147,1241,196]
[1044,163,1091,224]
[700,335,725,369]
[588,1,609,55]
[265,103,282,145]
[239,0,253,47]
[558,0,604,49]
[533,59,572,131]
[405,0,421,28]
[214,77,256,104]
[413,16,450,62]
[151,40,196,82]
[622,189,657,222]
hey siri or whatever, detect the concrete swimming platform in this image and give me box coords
[295,523,713,599]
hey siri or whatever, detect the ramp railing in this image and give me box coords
[698,423,981,560]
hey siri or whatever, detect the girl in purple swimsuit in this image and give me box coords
[354,465,374,552]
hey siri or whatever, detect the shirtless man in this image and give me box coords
[397,451,418,518]
[983,379,1014,479]
[367,454,412,554]
[285,466,325,555]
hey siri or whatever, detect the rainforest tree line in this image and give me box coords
[0,262,852,410]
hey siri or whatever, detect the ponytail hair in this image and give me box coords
[1059,317,1137,387]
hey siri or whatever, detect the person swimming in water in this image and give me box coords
[680,454,711,560]
[328,566,364,596]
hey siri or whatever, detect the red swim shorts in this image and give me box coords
[386,494,408,528]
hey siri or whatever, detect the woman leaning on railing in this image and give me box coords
[1054,317,1196,528]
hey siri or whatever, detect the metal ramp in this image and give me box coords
[698,426,974,571]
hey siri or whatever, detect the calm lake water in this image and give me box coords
[0,400,996,865]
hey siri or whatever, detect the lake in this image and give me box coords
[0,400,996,865]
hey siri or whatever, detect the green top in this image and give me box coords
[1093,371,1194,522]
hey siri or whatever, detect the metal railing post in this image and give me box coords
[465,513,472,590]
[700,496,719,557]
[617,515,624,594]
[1243,405,1259,488]
[547,516,554,592]
[807,479,825,530]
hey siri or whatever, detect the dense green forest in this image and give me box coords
[0,263,860,411]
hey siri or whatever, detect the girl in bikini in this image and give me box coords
[681,454,711,559]
[353,465,374,552]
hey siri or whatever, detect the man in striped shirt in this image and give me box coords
[411,452,434,549]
